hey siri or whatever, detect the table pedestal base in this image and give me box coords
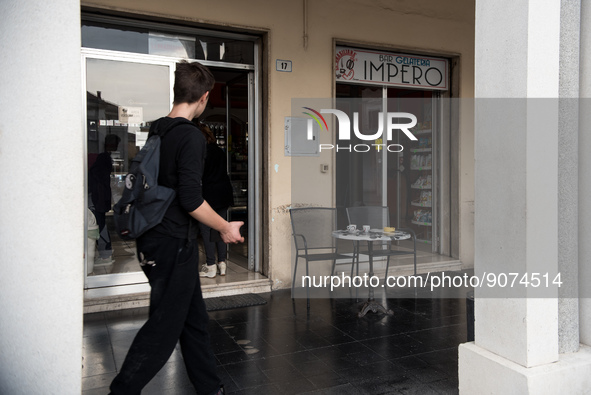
[358,299,393,318]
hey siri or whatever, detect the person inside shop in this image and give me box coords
[109,60,243,395]
[88,133,121,264]
[197,123,234,279]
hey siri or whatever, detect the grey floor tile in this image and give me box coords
[81,372,117,392]
[82,287,466,394]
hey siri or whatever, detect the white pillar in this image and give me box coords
[0,1,83,394]
[558,0,581,354]
[474,0,560,367]
[579,0,591,347]
[460,0,591,392]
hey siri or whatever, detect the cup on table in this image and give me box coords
[362,225,371,233]
[347,224,357,233]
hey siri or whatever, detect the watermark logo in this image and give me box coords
[302,107,328,135]
[303,107,418,152]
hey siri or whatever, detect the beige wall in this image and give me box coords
[82,0,475,287]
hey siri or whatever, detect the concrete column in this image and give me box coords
[579,0,591,347]
[460,0,591,392]
[0,1,83,394]
[473,0,560,367]
[558,0,581,354]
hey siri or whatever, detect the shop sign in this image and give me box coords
[335,46,448,90]
[118,106,143,124]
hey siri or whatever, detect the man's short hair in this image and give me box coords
[173,60,215,105]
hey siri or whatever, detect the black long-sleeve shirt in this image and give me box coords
[202,143,234,210]
[144,117,206,239]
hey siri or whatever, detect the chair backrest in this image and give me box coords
[290,207,338,250]
[346,206,390,229]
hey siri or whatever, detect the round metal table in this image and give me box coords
[332,229,411,317]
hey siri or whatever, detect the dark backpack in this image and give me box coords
[113,119,193,240]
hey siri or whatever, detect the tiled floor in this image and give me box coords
[82,276,472,394]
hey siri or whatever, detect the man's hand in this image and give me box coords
[190,202,245,243]
[220,221,244,244]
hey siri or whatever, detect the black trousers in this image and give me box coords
[198,207,228,266]
[109,235,220,395]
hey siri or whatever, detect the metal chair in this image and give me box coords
[346,206,417,282]
[290,207,355,308]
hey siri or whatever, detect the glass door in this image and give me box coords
[336,84,438,253]
[387,88,437,252]
[84,53,174,287]
[199,69,254,270]
[335,84,384,228]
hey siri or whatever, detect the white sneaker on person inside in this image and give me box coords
[199,264,217,278]
[217,261,227,276]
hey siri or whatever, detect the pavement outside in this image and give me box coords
[83,286,469,394]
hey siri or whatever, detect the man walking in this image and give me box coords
[109,60,243,395]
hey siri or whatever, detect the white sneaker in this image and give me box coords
[217,261,227,276]
[199,264,216,278]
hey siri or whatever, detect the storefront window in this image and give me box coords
[83,14,259,285]
[334,46,448,254]
[335,84,439,253]
[82,18,255,65]
[86,58,171,277]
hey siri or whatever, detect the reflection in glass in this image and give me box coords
[86,58,170,277]
[149,33,196,59]
[334,85,436,253]
[82,19,255,65]
[335,84,384,228]
[386,89,435,252]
